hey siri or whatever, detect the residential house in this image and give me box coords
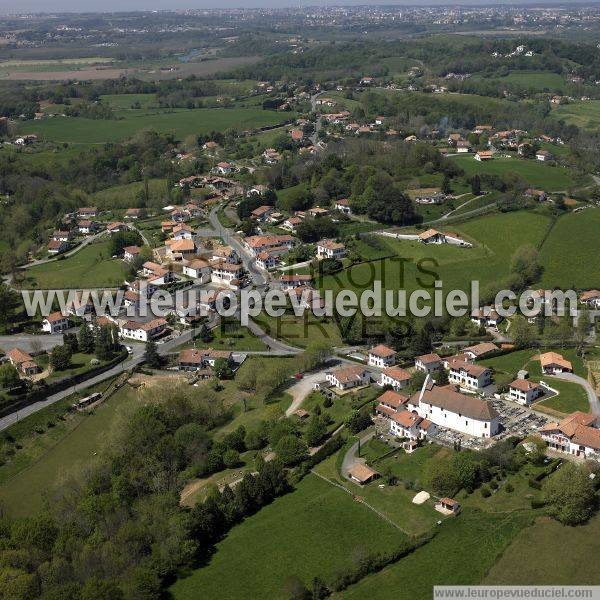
[536,150,553,162]
[347,464,379,485]
[123,246,141,262]
[316,240,347,260]
[474,151,493,161]
[368,344,397,368]
[456,140,472,153]
[178,348,233,371]
[334,199,352,214]
[280,274,313,290]
[166,238,196,261]
[244,235,295,256]
[325,364,370,390]
[509,378,544,405]
[418,229,471,247]
[52,231,72,243]
[171,224,194,240]
[47,239,69,255]
[214,161,233,175]
[448,363,492,391]
[282,216,303,232]
[77,220,96,235]
[376,389,409,418]
[308,207,329,218]
[209,260,244,289]
[250,205,274,222]
[463,342,499,360]
[107,222,128,234]
[539,352,572,375]
[390,411,436,443]
[183,258,211,283]
[77,207,98,219]
[471,307,503,328]
[580,290,600,309]
[119,318,167,342]
[415,353,442,373]
[379,366,411,390]
[42,311,69,334]
[6,348,39,378]
[540,412,600,459]
[124,208,143,219]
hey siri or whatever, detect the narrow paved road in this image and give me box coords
[549,372,600,415]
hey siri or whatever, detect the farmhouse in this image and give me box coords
[379,366,412,390]
[52,231,72,242]
[244,235,295,256]
[120,318,167,342]
[7,348,40,378]
[166,238,196,260]
[214,161,233,175]
[456,140,472,153]
[536,150,553,162]
[107,222,128,234]
[540,412,600,459]
[178,348,233,371]
[415,353,442,373]
[509,378,544,405]
[316,240,347,260]
[282,216,303,232]
[77,220,96,235]
[418,229,471,247]
[539,352,572,374]
[408,378,500,438]
[448,363,492,391]
[124,208,143,219]
[325,364,369,390]
[42,311,69,334]
[171,224,194,240]
[367,344,396,368]
[142,261,175,285]
[474,151,493,161]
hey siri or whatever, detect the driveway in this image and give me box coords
[285,366,333,416]
[341,429,375,481]
[550,372,600,415]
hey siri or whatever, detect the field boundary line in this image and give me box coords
[310,470,412,536]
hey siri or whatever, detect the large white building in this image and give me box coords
[120,318,167,342]
[407,378,500,438]
[379,366,411,390]
[325,364,369,390]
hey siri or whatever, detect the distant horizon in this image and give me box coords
[2,0,600,16]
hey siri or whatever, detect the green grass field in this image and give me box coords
[320,211,552,298]
[0,385,138,518]
[100,93,158,110]
[19,107,291,144]
[91,179,167,209]
[451,155,575,191]
[538,208,600,289]
[170,473,406,599]
[338,510,532,599]
[485,514,600,585]
[474,70,565,92]
[553,100,600,132]
[23,239,129,289]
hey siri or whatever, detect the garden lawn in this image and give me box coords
[538,208,600,289]
[537,379,590,414]
[450,154,575,191]
[23,240,129,289]
[485,514,600,585]
[336,510,533,599]
[169,473,406,600]
[253,312,342,348]
[19,107,291,144]
[176,323,266,352]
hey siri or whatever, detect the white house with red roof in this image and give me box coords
[509,378,544,405]
[119,318,167,342]
[415,353,442,373]
[379,366,412,390]
[325,364,370,390]
[448,362,492,391]
[367,344,396,368]
[540,412,600,459]
[42,311,70,334]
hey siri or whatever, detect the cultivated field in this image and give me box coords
[18,107,292,144]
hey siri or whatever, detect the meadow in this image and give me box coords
[553,100,600,132]
[337,510,532,599]
[23,239,129,289]
[473,70,565,92]
[169,473,406,600]
[485,514,600,585]
[538,208,600,289]
[18,106,292,144]
[451,154,576,191]
[0,385,138,518]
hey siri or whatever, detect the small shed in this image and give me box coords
[347,464,379,485]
